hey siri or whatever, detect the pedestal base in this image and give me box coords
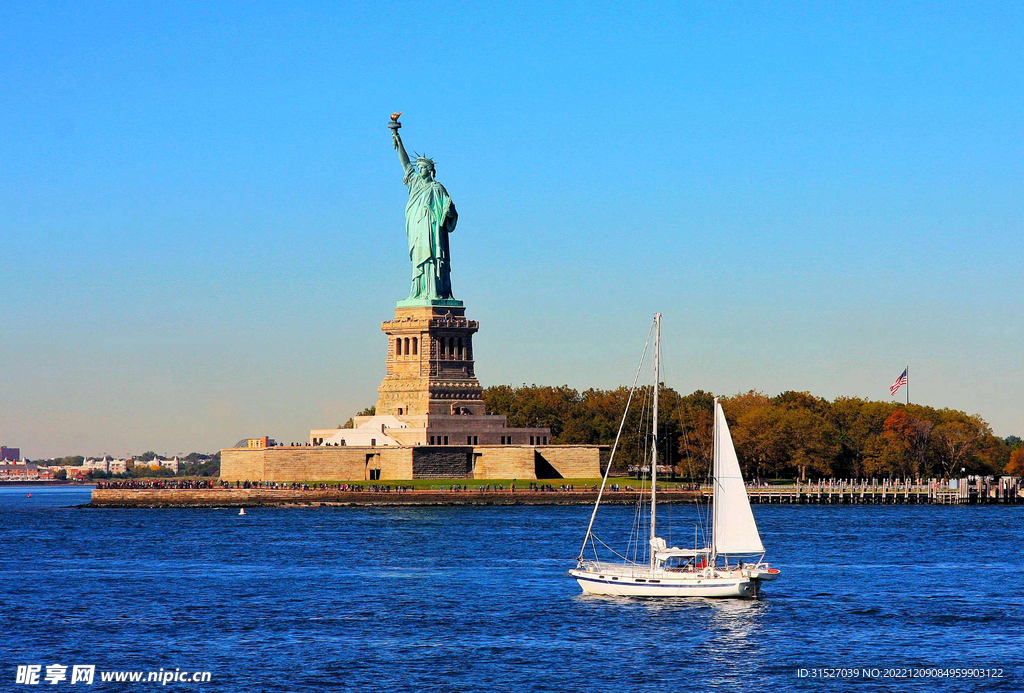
[395,298,464,308]
[377,304,482,418]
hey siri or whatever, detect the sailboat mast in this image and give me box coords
[577,320,654,564]
[711,396,718,566]
[650,313,660,569]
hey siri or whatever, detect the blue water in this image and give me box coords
[0,486,1020,692]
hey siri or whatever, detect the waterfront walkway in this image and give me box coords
[88,487,692,508]
[88,477,1021,507]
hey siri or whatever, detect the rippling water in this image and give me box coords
[1,486,1020,691]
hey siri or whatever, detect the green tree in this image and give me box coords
[832,397,891,477]
[484,384,581,440]
[178,452,221,477]
[784,406,839,480]
[931,419,984,478]
[770,391,839,480]
[342,405,377,428]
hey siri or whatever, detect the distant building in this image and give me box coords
[239,437,276,450]
[0,463,53,480]
[59,466,92,480]
[1,446,20,462]
[79,457,130,475]
[131,456,179,473]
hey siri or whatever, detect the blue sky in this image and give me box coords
[2,1,1021,458]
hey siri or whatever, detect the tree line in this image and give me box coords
[483,384,1024,480]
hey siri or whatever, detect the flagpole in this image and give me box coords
[906,365,909,406]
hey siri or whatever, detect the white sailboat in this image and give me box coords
[570,313,779,598]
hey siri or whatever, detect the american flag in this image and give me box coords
[890,368,908,396]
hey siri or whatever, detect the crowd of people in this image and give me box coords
[95,479,710,493]
[227,480,415,492]
[95,479,217,489]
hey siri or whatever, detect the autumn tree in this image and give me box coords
[1007,449,1024,477]
[675,390,715,479]
[878,410,934,478]
[730,405,791,480]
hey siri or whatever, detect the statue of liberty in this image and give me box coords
[389,113,460,306]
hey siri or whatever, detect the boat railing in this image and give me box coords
[578,560,651,575]
[580,560,717,577]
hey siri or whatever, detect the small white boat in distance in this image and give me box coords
[238,508,246,516]
[570,313,780,598]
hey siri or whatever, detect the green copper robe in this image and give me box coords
[403,164,457,300]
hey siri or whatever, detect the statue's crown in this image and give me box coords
[414,153,436,171]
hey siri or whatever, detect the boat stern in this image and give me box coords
[743,566,781,582]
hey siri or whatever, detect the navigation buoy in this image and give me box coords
[27,493,31,498]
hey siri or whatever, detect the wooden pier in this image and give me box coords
[746,478,1023,505]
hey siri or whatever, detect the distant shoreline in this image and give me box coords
[1,481,94,487]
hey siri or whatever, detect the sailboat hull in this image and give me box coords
[570,569,760,598]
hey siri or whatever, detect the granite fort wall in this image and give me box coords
[221,447,413,483]
[220,448,267,482]
[535,446,603,478]
[471,447,537,479]
[221,444,606,482]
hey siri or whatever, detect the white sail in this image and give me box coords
[713,402,764,554]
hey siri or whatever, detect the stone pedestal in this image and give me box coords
[303,301,555,455]
[376,304,485,417]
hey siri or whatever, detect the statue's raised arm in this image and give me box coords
[389,112,411,172]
